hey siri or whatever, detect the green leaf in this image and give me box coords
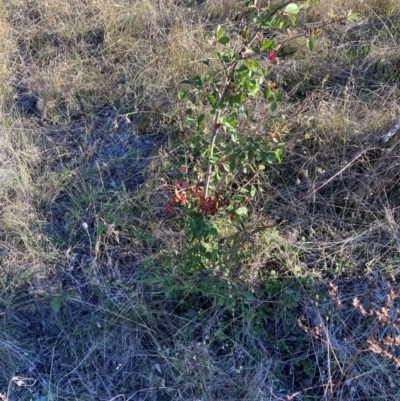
[207,94,216,106]
[272,17,282,27]
[52,296,63,313]
[231,131,238,143]
[228,94,235,108]
[209,155,220,163]
[250,186,257,197]
[236,206,248,216]
[197,114,205,125]
[232,195,243,203]
[347,13,358,21]
[248,147,254,162]
[261,40,274,51]
[284,3,299,14]
[308,38,315,51]
[262,15,273,27]
[202,59,210,66]
[290,14,296,26]
[270,101,277,112]
[218,36,230,45]
[194,75,203,89]
[236,65,249,75]
[243,291,256,301]
[96,219,106,238]
[222,162,230,172]
[227,116,237,127]
[248,60,259,69]
[215,103,227,110]
[264,85,272,100]
[216,25,223,39]
[266,153,277,163]
[177,91,187,100]
[245,79,258,92]
[248,10,257,23]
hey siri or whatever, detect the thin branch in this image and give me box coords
[270,0,297,17]
[301,149,368,200]
[373,119,400,143]
[203,60,239,198]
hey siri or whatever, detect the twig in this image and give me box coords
[372,119,400,143]
[302,119,400,200]
[307,306,374,400]
[203,61,239,198]
[301,148,368,200]
[270,0,297,17]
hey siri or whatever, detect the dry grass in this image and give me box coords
[1,0,400,400]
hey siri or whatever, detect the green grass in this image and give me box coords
[1,0,400,400]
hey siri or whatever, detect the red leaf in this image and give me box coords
[190,186,201,195]
[179,192,187,206]
[268,50,276,62]
[174,188,182,201]
[181,131,187,140]
[150,217,157,223]
[215,123,222,130]
[166,201,174,213]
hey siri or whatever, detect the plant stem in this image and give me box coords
[203,109,222,198]
[203,60,238,198]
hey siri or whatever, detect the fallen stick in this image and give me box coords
[303,119,400,199]
[373,119,400,143]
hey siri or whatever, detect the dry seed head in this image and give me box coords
[328,281,341,309]
[367,338,382,354]
[375,306,389,324]
[328,281,337,296]
[384,282,396,309]
[334,297,341,309]
[298,317,310,333]
[367,338,400,367]
[382,336,400,347]
[352,297,368,316]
